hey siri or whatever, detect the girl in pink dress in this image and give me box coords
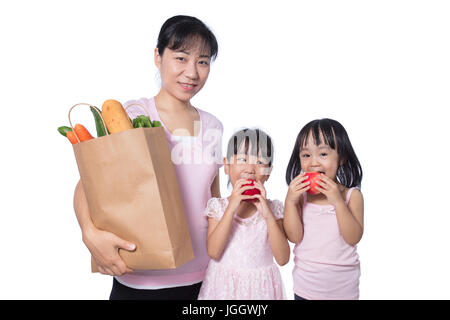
[198,128,290,300]
[283,118,364,300]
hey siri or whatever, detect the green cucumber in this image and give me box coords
[57,126,72,137]
[90,106,108,137]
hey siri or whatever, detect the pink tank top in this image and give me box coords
[115,97,223,289]
[293,188,360,300]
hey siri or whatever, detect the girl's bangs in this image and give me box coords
[234,136,270,161]
[228,129,273,165]
[300,121,337,150]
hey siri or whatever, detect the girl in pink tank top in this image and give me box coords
[283,118,364,300]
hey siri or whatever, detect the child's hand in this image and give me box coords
[228,179,260,213]
[285,173,310,205]
[315,174,344,206]
[250,181,273,220]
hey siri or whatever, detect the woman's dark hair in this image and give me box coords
[285,118,362,188]
[157,15,218,61]
[226,128,274,167]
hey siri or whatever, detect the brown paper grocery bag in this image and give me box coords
[70,103,194,271]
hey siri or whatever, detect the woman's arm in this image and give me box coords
[206,173,225,259]
[210,172,221,198]
[74,180,135,275]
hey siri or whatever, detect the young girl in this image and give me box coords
[283,118,364,300]
[198,128,290,300]
[73,15,223,300]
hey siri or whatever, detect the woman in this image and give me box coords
[73,15,223,300]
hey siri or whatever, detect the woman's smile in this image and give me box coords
[178,82,197,91]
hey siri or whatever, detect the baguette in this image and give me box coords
[101,99,133,133]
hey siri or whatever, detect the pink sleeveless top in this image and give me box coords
[115,97,223,289]
[293,188,360,300]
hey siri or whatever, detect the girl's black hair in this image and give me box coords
[285,118,363,188]
[157,15,218,61]
[226,128,274,167]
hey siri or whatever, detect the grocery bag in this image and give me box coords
[69,103,194,271]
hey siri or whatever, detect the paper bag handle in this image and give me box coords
[124,103,150,119]
[68,103,109,143]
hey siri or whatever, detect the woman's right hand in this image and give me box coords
[82,226,136,276]
[227,179,257,213]
[285,173,311,205]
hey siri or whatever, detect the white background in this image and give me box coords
[1,0,449,299]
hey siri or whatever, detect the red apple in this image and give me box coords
[242,179,261,202]
[305,172,321,195]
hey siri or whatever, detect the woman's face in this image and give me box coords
[155,45,211,102]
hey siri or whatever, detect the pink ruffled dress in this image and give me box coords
[198,197,287,300]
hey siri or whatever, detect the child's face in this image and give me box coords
[300,131,341,180]
[224,153,272,186]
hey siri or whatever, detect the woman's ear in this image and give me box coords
[154,48,161,69]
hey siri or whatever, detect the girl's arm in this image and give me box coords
[266,216,290,266]
[206,179,256,260]
[333,189,364,246]
[316,175,364,246]
[251,182,291,266]
[283,200,304,244]
[206,208,235,260]
[282,173,310,244]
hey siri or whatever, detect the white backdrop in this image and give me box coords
[1,0,449,299]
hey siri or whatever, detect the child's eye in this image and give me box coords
[199,60,210,65]
[237,157,246,163]
[320,153,328,157]
[301,154,310,158]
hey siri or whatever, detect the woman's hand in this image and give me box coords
[227,179,259,213]
[315,173,345,206]
[285,173,310,205]
[83,226,136,276]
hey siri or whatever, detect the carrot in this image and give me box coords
[73,124,94,142]
[66,130,79,144]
